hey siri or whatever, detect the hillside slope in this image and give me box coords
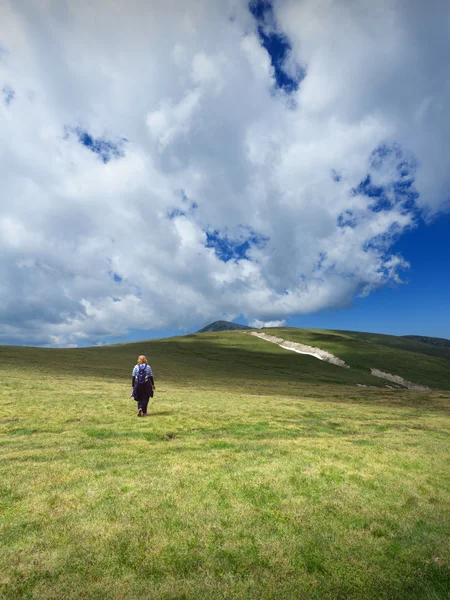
[1,327,449,391]
[403,335,450,360]
[1,332,449,599]
[0,330,386,394]
[261,328,450,390]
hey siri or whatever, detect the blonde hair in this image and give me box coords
[137,355,148,365]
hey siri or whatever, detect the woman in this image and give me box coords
[131,355,156,417]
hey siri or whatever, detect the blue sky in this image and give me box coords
[282,212,450,339]
[0,0,449,347]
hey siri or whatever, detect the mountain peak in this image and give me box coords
[197,320,252,333]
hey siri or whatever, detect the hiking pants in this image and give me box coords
[137,398,149,414]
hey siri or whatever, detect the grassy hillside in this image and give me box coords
[0,330,388,392]
[1,330,449,599]
[403,335,450,360]
[262,328,450,390]
[343,330,450,362]
[2,327,448,391]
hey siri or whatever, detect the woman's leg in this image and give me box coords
[137,397,144,416]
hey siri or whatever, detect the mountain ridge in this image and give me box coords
[402,335,450,360]
[403,334,450,347]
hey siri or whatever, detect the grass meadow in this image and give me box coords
[1,331,449,599]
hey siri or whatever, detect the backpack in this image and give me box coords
[136,364,148,385]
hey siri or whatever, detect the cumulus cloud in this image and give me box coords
[249,319,287,329]
[0,0,449,345]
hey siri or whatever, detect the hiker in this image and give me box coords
[131,355,155,417]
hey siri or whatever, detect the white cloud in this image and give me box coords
[249,320,287,329]
[0,0,449,345]
[147,89,203,150]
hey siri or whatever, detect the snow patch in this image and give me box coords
[248,332,432,391]
[249,331,349,368]
[280,345,324,360]
[370,368,431,391]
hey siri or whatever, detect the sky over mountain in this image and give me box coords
[0,0,449,346]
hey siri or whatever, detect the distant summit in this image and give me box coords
[403,335,450,359]
[403,335,450,348]
[197,320,252,333]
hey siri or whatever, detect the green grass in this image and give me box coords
[1,330,449,599]
[265,328,450,390]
